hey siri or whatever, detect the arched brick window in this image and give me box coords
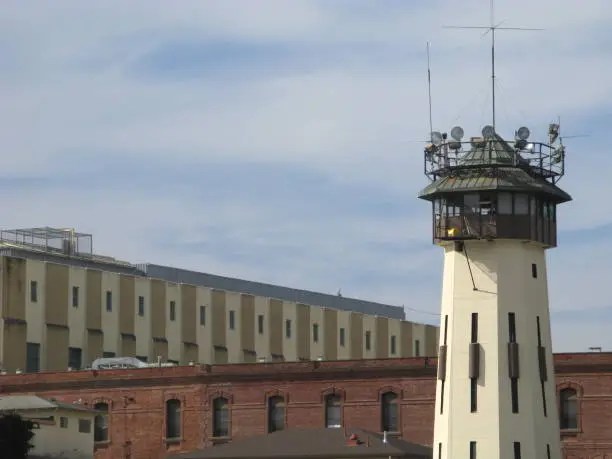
[93,402,109,443]
[267,396,285,433]
[559,388,578,430]
[381,392,399,433]
[213,397,230,438]
[165,399,181,440]
[324,394,342,428]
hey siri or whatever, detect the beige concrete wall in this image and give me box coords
[166,283,181,362]
[296,303,310,360]
[0,256,440,370]
[336,311,351,360]
[225,291,242,363]
[362,314,377,359]
[196,286,212,363]
[309,305,325,360]
[269,299,283,361]
[433,240,562,459]
[25,259,45,368]
[68,267,87,361]
[411,322,425,357]
[211,289,228,364]
[350,312,364,360]
[388,318,401,357]
[26,409,95,459]
[281,301,298,361]
[134,277,152,360]
[253,295,268,359]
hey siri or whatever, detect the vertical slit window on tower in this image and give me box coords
[513,442,521,459]
[470,378,478,413]
[440,314,449,415]
[546,444,551,459]
[532,263,538,278]
[511,379,519,413]
[470,313,478,412]
[470,441,476,459]
[508,313,516,342]
[537,315,548,417]
[471,313,478,344]
[438,443,442,459]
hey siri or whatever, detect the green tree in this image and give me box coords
[0,412,35,458]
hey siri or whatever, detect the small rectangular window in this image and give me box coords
[415,339,421,357]
[78,419,91,434]
[339,328,345,346]
[513,442,521,459]
[68,347,82,370]
[228,310,235,330]
[105,291,112,312]
[72,286,79,307]
[546,444,551,459]
[438,443,442,459]
[365,331,371,350]
[312,323,319,343]
[60,417,68,428]
[199,306,206,326]
[258,314,264,334]
[470,441,477,459]
[138,296,145,316]
[285,319,291,338]
[26,342,40,373]
[30,281,38,302]
[532,263,538,278]
[169,301,176,321]
[390,335,397,355]
[136,355,148,362]
[103,351,116,358]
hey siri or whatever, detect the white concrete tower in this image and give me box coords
[418,125,571,459]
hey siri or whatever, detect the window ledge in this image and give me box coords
[94,440,111,449]
[211,436,231,446]
[560,428,580,437]
[164,437,182,445]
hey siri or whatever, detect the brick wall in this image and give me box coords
[1,353,611,459]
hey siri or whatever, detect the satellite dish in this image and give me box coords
[482,125,495,139]
[516,126,530,141]
[450,126,464,141]
[431,131,443,146]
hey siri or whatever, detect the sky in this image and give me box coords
[1,0,611,352]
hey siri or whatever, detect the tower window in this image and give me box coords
[532,263,538,278]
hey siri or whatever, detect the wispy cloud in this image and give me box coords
[1,0,611,351]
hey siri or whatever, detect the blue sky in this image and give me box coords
[1,0,611,352]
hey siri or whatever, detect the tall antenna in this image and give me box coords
[444,0,542,130]
[426,42,434,140]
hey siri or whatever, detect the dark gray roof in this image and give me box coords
[418,167,571,202]
[172,428,432,459]
[139,264,406,320]
[419,135,572,204]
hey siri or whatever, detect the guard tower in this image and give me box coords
[418,123,571,459]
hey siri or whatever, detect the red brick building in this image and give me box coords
[0,353,609,459]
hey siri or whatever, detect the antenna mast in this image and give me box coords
[426,42,434,139]
[444,0,542,131]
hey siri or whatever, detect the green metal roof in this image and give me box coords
[419,135,572,203]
